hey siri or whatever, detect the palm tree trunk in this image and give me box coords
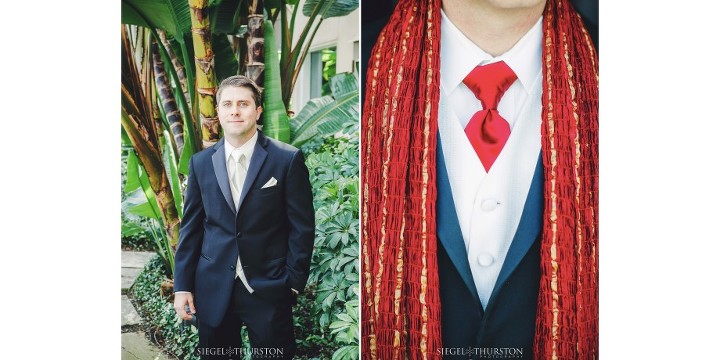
[158,30,191,106]
[122,26,181,248]
[246,0,264,90]
[152,39,185,156]
[189,0,220,148]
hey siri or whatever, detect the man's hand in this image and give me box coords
[174,292,196,321]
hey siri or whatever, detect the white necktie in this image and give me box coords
[229,150,254,292]
[230,150,247,209]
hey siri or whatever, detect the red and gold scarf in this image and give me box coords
[361,0,599,358]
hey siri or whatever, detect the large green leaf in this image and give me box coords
[121,0,191,39]
[123,129,142,194]
[125,151,163,220]
[121,218,147,237]
[303,0,358,19]
[262,19,291,143]
[213,34,240,83]
[124,188,158,219]
[290,72,358,147]
[160,132,184,217]
[329,71,357,98]
[178,135,194,175]
[211,0,245,34]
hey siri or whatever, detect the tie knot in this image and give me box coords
[463,61,517,109]
[231,149,244,163]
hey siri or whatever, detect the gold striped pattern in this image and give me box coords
[389,11,414,357]
[363,26,387,358]
[418,6,436,357]
[543,11,561,360]
[562,30,584,354]
[372,8,412,358]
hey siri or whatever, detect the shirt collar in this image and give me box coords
[224,131,258,163]
[440,10,542,94]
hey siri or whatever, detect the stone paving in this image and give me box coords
[121,251,173,360]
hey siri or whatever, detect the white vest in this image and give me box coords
[437,73,542,307]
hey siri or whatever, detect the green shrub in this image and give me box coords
[302,125,359,360]
[131,255,199,360]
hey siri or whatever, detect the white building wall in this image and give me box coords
[275,2,359,113]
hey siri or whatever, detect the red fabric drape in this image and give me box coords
[361,0,598,358]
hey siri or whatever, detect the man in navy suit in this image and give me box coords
[173,75,315,359]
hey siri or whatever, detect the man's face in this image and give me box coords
[217,86,262,142]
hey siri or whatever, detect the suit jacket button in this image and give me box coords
[236,232,242,238]
[230,265,236,270]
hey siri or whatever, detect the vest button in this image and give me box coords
[477,253,494,266]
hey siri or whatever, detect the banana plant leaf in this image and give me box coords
[121,0,191,39]
[121,125,162,220]
[303,0,358,18]
[125,150,163,220]
[262,19,291,143]
[122,128,141,193]
[160,132,184,217]
[211,0,245,34]
[290,72,358,148]
[121,219,148,238]
[214,34,240,84]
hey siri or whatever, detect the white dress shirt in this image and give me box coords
[438,11,543,308]
[225,132,258,293]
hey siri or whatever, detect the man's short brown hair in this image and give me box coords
[216,75,263,109]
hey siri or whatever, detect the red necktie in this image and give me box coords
[463,61,517,171]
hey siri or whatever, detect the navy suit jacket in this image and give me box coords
[173,131,315,328]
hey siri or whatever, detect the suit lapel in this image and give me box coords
[436,137,482,307]
[211,139,236,213]
[237,131,268,211]
[486,153,544,307]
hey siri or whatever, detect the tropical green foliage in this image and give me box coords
[290,72,359,148]
[302,122,360,360]
[122,128,177,274]
[270,0,359,111]
[121,149,158,252]
[260,18,292,143]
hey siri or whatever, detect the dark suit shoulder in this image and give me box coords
[188,142,219,163]
[262,133,302,157]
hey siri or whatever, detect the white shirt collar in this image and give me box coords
[440,10,542,94]
[224,131,258,164]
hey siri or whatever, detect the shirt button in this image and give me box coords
[477,253,494,267]
[481,198,499,211]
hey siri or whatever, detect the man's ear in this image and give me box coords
[256,106,263,119]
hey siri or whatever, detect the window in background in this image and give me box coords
[310,46,337,98]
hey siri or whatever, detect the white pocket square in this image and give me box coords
[261,177,277,189]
